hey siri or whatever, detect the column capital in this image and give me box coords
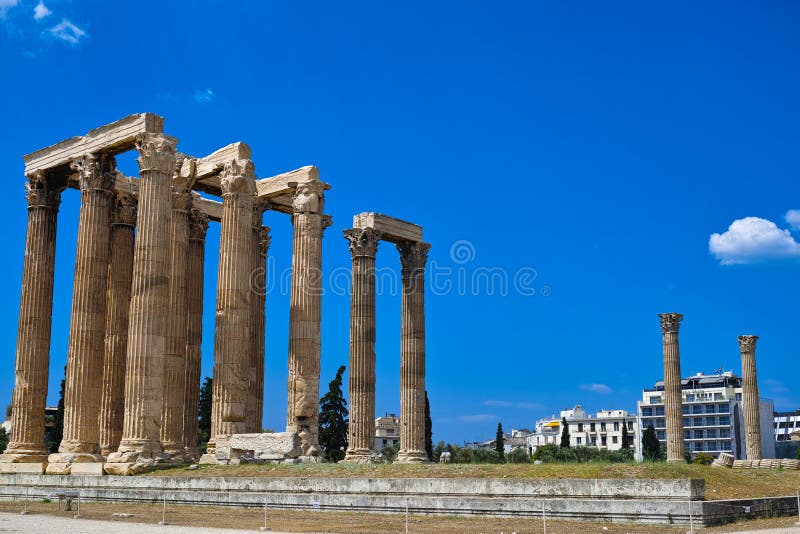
[189,207,209,241]
[70,153,116,192]
[220,158,256,197]
[112,192,138,227]
[252,199,270,227]
[344,227,381,258]
[659,312,683,334]
[290,181,327,214]
[172,155,197,212]
[258,226,271,257]
[397,241,431,272]
[136,133,178,174]
[738,335,758,352]
[25,170,63,209]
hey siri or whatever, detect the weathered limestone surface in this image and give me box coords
[660,312,685,464]
[206,158,256,458]
[246,218,270,434]
[160,157,196,461]
[105,134,177,475]
[182,208,208,460]
[286,182,327,458]
[212,432,302,464]
[738,335,762,461]
[352,212,423,243]
[50,154,116,472]
[343,227,381,463]
[98,190,137,456]
[1,171,63,464]
[396,241,431,463]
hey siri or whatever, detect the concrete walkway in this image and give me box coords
[0,512,301,533]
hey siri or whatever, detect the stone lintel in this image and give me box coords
[255,165,319,198]
[23,113,164,175]
[192,142,252,195]
[353,212,423,244]
[192,194,223,222]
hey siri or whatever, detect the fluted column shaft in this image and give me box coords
[247,220,270,433]
[739,335,762,460]
[209,159,256,448]
[58,154,115,457]
[343,228,380,461]
[3,172,62,460]
[98,192,137,456]
[111,134,177,459]
[183,209,208,459]
[396,241,431,463]
[286,182,326,456]
[161,163,195,459]
[660,312,685,463]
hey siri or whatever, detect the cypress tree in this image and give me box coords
[642,423,661,461]
[424,391,433,460]
[621,418,630,450]
[319,365,349,462]
[495,422,505,462]
[560,416,570,448]
[197,377,213,449]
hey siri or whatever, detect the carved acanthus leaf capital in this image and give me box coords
[738,335,758,353]
[71,153,116,192]
[113,192,138,226]
[172,188,193,212]
[258,226,271,256]
[397,240,431,272]
[24,170,63,208]
[659,312,684,335]
[189,207,210,241]
[290,181,326,214]
[220,158,257,197]
[136,133,178,174]
[344,227,381,258]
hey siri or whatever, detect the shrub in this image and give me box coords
[692,452,715,465]
[507,448,530,464]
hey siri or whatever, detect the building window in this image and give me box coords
[383,439,387,445]
[601,436,607,447]
[650,396,662,404]
[613,422,619,432]
[719,404,730,413]
[577,423,583,432]
[682,406,690,415]
[642,407,652,417]
[627,421,633,431]
[706,416,716,426]
[612,436,618,444]
[590,423,596,432]
[694,430,703,439]
[600,423,606,432]
[655,407,665,416]
[693,417,702,427]
[576,437,582,445]
[686,394,695,402]
[590,437,597,445]
[719,416,730,426]
[692,405,703,414]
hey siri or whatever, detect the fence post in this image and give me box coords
[20,487,29,515]
[159,493,168,526]
[542,500,547,534]
[73,496,81,519]
[405,498,409,534]
[686,500,695,534]
[795,488,800,527]
[259,495,269,531]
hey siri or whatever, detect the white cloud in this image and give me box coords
[763,379,789,394]
[0,0,18,18]
[48,19,86,45]
[194,88,215,103]
[579,383,613,394]
[33,1,51,20]
[786,210,800,231]
[483,400,546,411]
[709,217,800,265]
[458,414,497,423]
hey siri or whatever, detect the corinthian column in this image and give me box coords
[106,134,177,475]
[1,171,63,466]
[183,207,208,460]
[286,182,327,457]
[207,158,256,454]
[396,240,431,463]
[660,312,685,463]
[247,216,270,433]
[98,189,137,457]
[739,335,762,461]
[161,158,196,461]
[48,154,115,472]
[343,227,381,463]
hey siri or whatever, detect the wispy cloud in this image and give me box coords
[580,383,613,394]
[786,210,800,232]
[764,379,789,394]
[33,1,51,21]
[458,414,497,423]
[483,399,546,411]
[194,88,215,103]
[709,216,800,265]
[0,0,19,19]
[47,18,86,45]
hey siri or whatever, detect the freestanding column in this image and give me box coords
[106,134,177,475]
[183,207,208,460]
[48,154,115,472]
[98,190,137,457]
[738,335,762,461]
[286,182,327,457]
[660,312,685,463]
[161,158,195,461]
[396,240,431,463]
[1,171,63,465]
[246,219,270,433]
[343,227,381,462]
[206,158,256,455]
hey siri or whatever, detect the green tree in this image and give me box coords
[424,391,433,460]
[642,423,661,461]
[197,377,213,451]
[507,447,530,464]
[495,422,505,462]
[381,444,399,463]
[621,419,630,450]
[0,426,7,453]
[560,417,570,448]
[318,365,349,462]
[47,365,66,453]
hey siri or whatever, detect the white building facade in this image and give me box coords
[526,405,638,454]
[374,414,400,451]
[774,409,800,443]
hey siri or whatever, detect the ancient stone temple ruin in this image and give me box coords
[0,113,409,474]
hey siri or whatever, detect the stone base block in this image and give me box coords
[342,451,380,464]
[198,454,217,465]
[104,451,173,475]
[70,462,105,476]
[0,462,46,474]
[395,451,429,464]
[0,453,48,464]
[203,432,321,465]
[45,463,71,475]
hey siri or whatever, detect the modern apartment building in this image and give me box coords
[374,413,400,451]
[526,405,637,454]
[774,409,800,442]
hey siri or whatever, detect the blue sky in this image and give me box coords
[0,1,798,445]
